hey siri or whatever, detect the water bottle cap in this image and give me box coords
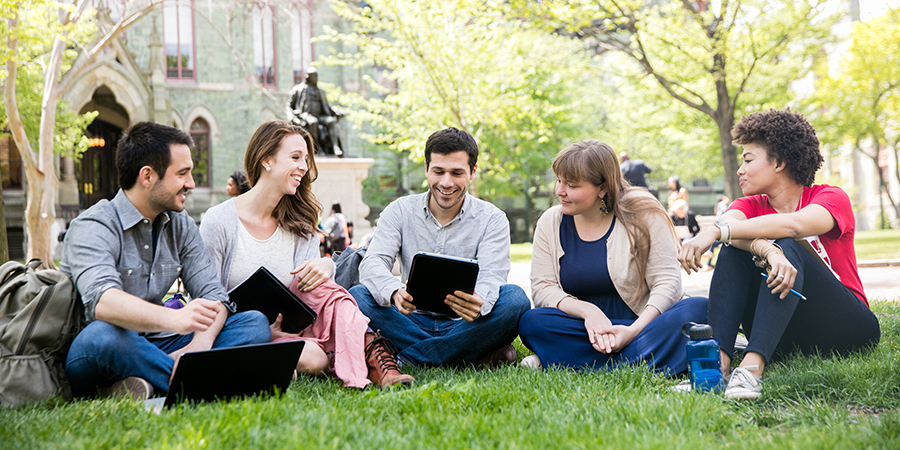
[682,322,714,340]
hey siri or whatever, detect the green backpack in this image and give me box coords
[0,259,84,407]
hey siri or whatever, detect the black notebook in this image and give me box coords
[406,252,479,318]
[228,266,317,334]
[144,340,305,412]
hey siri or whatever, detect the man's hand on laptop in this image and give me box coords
[291,257,334,292]
[167,300,228,385]
[445,291,483,322]
[392,288,416,315]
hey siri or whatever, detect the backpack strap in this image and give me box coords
[0,260,27,286]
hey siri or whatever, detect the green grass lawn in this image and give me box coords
[511,229,900,264]
[855,229,900,260]
[510,242,533,263]
[3,301,899,449]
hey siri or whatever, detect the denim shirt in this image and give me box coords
[60,190,231,335]
[358,192,511,316]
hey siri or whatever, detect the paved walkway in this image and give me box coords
[508,262,900,302]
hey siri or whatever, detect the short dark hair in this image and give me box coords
[731,109,823,186]
[424,127,478,172]
[230,170,250,194]
[117,122,193,190]
[331,203,342,214]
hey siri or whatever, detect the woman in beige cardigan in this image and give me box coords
[519,141,707,373]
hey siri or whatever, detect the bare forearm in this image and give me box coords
[629,305,661,334]
[94,289,175,332]
[170,304,227,358]
[720,205,834,242]
[557,297,600,320]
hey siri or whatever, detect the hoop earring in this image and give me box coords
[599,199,608,214]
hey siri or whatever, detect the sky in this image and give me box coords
[858,0,899,20]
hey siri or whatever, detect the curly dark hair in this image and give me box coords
[731,109,823,186]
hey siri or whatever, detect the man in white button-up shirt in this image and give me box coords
[350,127,530,367]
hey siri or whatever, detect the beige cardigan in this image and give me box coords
[530,198,685,315]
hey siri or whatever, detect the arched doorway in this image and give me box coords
[78,86,129,208]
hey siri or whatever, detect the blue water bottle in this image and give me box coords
[683,322,724,392]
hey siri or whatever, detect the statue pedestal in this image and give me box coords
[312,157,375,240]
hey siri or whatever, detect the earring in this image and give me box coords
[599,199,608,214]
[264,165,271,172]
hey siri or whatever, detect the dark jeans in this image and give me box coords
[709,239,880,364]
[519,296,708,375]
[65,311,271,396]
[350,284,531,366]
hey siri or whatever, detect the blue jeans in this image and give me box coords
[519,296,708,375]
[350,284,531,366]
[65,311,271,396]
[710,238,880,363]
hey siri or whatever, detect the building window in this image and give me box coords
[90,0,126,22]
[254,3,277,87]
[189,119,210,187]
[291,1,314,85]
[163,0,196,80]
[0,135,23,189]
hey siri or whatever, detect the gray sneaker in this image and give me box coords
[99,377,154,401]
[723,366,762,400]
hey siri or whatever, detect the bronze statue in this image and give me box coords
[286,67,345,157]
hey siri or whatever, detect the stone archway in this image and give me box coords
[61,62,152,210]
[77,86,130,208]
[65,64,150,124]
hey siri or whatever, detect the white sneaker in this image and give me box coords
[734,334,749,352]
[670,379,692,393]
[520,354,541,370]
[724,366,762,400]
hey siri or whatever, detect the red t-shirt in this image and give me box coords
[729,184,868,305]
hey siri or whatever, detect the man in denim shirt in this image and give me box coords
[349,128,530,367]
[62,122,270,399]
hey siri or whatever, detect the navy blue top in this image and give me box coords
[559,214,622,300]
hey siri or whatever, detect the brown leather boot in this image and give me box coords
[364,331,415,389]
[476,344,518,369]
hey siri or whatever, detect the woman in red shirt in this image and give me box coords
[679,109,880,400]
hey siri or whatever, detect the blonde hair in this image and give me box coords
[552,141,676,296]
[244,120,322,239]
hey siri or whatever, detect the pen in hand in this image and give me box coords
[761,273,807,301]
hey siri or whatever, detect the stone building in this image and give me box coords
[1,0,386,259]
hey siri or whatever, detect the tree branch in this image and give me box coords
[4,13,39,178]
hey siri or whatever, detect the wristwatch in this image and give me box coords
[714,220,732,245]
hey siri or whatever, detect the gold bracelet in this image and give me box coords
[750,237,768,258]
[763,243,784,260]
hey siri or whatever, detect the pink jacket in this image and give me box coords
[274,278,371,389]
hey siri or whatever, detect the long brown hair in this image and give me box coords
[244,120,322,239]
[552,141,676,296]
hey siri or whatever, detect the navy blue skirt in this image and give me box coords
[519,295,708,375]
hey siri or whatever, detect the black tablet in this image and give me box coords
[228,266,317,334]
[406,252,479,318]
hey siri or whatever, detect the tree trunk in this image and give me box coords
[5,11,44,265]
[25,37,68,269]
[716,118,741,201]
[712,56,741,201]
